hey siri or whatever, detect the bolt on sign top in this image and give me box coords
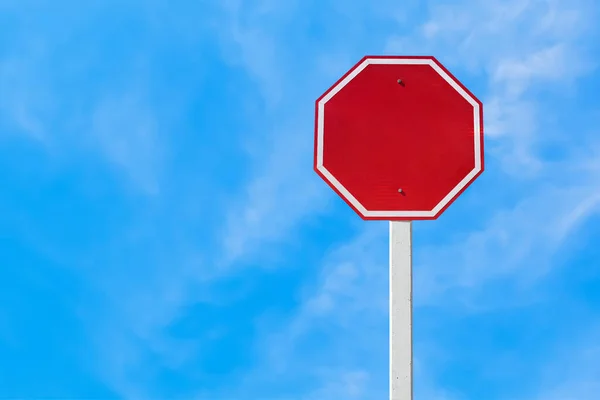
[314,55,484,220]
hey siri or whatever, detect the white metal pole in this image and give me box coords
[389,220,413,400]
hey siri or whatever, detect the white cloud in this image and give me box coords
[219,125,331,264]
[385,0,598,176]
[2,0,592,398]
[415,176,600,309]
[0,48,164,196]
[524,324,600,400]
[89,90,163,195]
[492,44,569,96]
[212,0,340,265]
[0,50,52,142]
[213,0,600,398]
[236,156,600,399]
[240,155,600,395]
[230,223,389,399]
[78,239,212,399]
[213,0,302,107]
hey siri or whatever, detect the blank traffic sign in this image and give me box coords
[314,55,484,220]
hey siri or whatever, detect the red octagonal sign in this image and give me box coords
[314,55,484,220]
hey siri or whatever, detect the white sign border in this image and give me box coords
[315,56,483,219]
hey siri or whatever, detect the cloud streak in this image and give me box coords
[1,0,599,399]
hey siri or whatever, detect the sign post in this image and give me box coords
[389,220,412,399]
[314,56,484,400]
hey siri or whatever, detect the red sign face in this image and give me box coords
[314,56,484,220]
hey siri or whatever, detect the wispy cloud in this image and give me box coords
[89,89,164,194]
[212,0,302,107]
[415,167,600,309]
[0,4,168,194]
[230,223,389,399]
[1,0,599,399]
[386,0,598,175]
[0,48,53,142]
[220,127,330,264]
[239,160,600,398]
[523,323,600,400]
[213,0,336,265]
[222,0,600,398]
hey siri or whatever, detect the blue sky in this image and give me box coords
[1,0,600,399]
